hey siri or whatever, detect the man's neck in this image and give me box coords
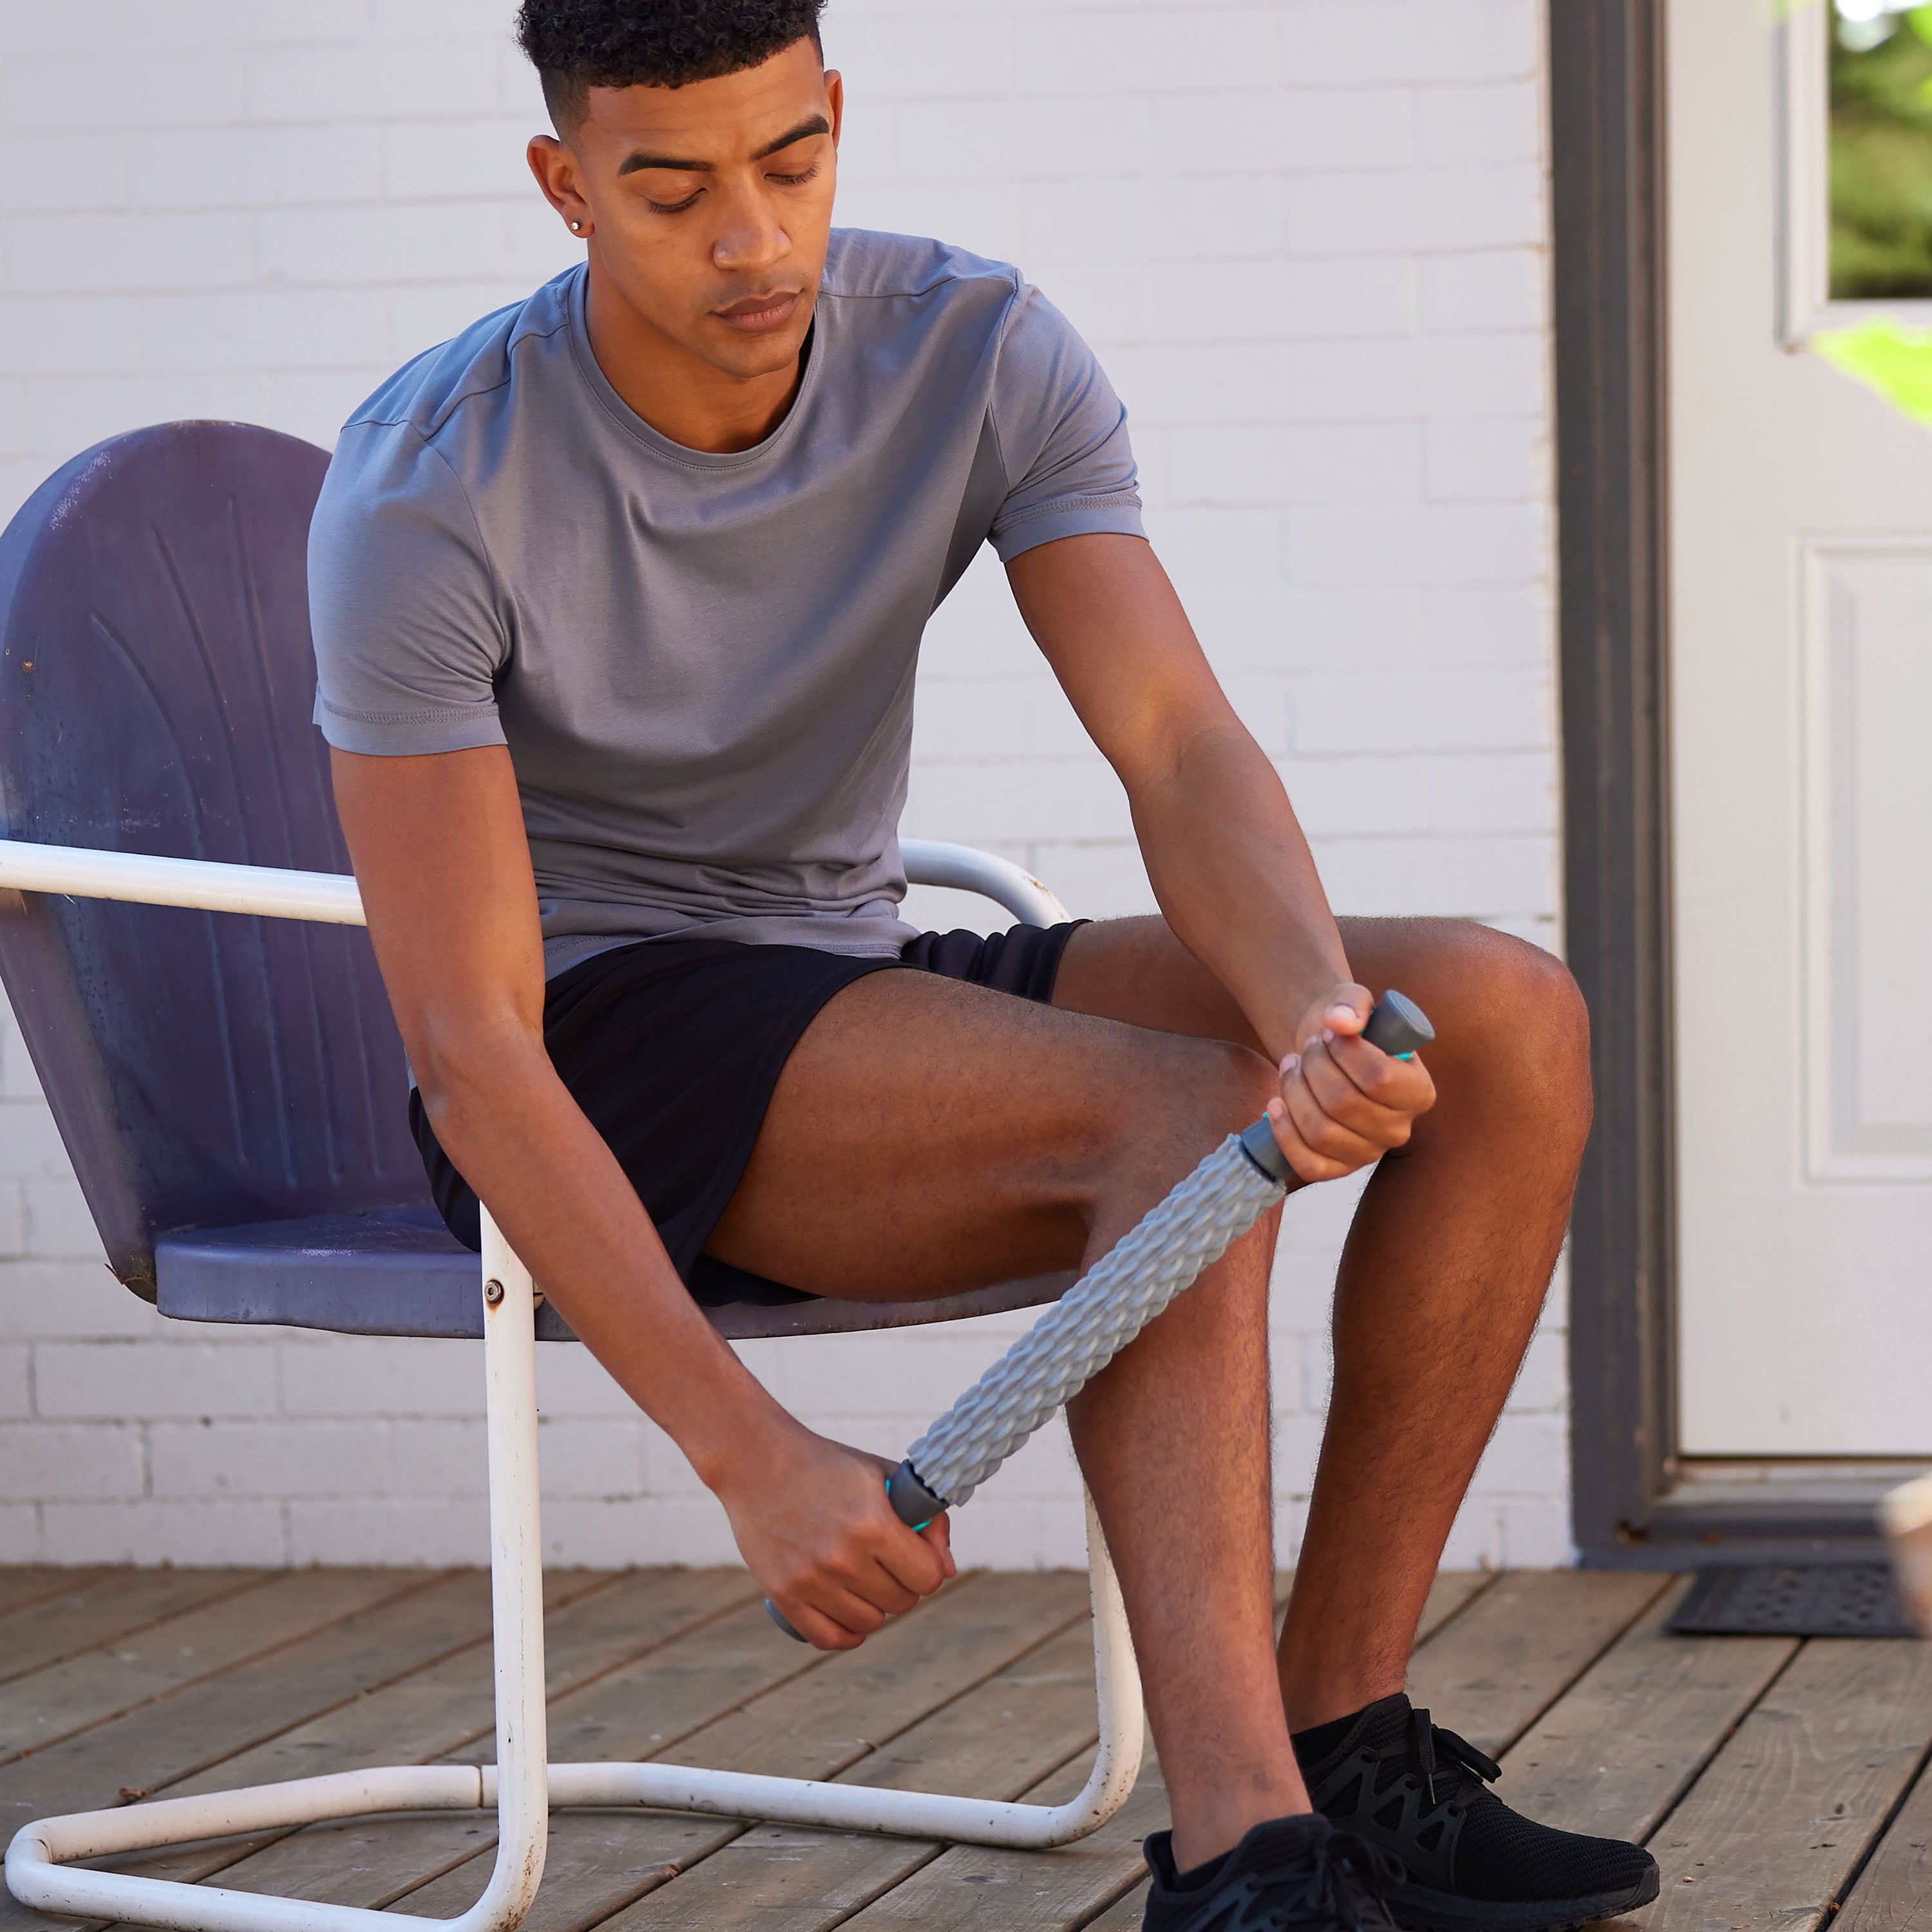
[584,265,806,455]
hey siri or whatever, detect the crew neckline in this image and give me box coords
[564,263,822,471]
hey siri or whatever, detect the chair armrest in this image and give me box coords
[0,837,1071,931]
[901,840,1069,926]
[0,840,366,925]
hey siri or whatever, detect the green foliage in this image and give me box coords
[1813,316,1932,425]
[1830,10,1932,298]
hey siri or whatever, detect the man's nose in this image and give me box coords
[714,189,789,273]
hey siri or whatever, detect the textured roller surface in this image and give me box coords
[904,1134,1285,1507]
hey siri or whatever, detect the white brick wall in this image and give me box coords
[0,0,1569,1570]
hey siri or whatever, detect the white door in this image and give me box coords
[1670,0,1932,1455]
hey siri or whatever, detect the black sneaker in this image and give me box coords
[1293,1694,1660,1932]
[1142,1812,1404,1932]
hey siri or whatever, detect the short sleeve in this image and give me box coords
[307,419,511,756]
[986,286,1144,564]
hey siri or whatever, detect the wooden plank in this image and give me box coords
[838,1569,1653,1932]
[1837,1753,1932,1932]
[605,1600,1141,1932]
[0,1570,114,1624]
[1641,1636,1932,1932]
[0,1569,444,1768]
[371,1575,1094,1931]
[1500,1575,1795,1844]
[0,1572,469,1878]
[1417,1571,1495,1646]
[1405,1569,1673,1757]
[614,1567,1483,1932]
[122,1571,763,1911]
[0,1571,273,1690]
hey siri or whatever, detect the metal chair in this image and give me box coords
[0,424,1144,1932]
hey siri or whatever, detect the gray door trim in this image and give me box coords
[1549,1,1882,1562]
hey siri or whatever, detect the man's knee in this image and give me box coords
[1431,925,1591,1137]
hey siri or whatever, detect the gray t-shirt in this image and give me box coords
[308,229,1144,976]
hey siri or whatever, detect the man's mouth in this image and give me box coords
[714,290,802,334]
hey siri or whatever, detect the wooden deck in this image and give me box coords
[0,1566,1927,1932]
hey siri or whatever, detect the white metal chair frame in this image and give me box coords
[1,837,1146,1932]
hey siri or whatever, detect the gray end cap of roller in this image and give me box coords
[1363,989,1434,1057]
[888,1458,950,1526]
[765,1597,807,1642]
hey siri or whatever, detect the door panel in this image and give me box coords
[1671,0,1932,1455]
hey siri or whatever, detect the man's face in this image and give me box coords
[535,39,840,382]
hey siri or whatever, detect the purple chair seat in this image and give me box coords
[155,1207,1070,1343]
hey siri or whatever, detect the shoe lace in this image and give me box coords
[1408,1705,1502,1811]
[1228,1830,1406,1930]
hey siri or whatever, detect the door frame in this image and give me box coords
[1550,0,1888,1563]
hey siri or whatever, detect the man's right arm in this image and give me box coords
[330,743,952,1645]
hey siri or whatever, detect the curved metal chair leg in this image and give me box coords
[5,1228,1146,1932]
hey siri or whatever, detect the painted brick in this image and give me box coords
[135,126,384,211]
[257,204,507,289]
[0,1422,144,1500]
[287,1496,488,1566]
[0,1504,39,1563]
[140,288,391,375]
[0,134,132,214]
[1166,423,1423,508]
[4,211,255,296]
[0,50,249,133]
[149,1419,388,1501]
[23,1179,104,1260]
[0,1345,29,1421]
[1421,249,1546,333]
[43,1498,288,1566]
[36,1340,279,1421]
[0,0,1567,1573]
[1416,82,1544,166]
[1150,257,1415,343]
[1287,504,1546,590]
[278,1336,482,1418]
[1151,88,1416,173]
[1279,5,1537,88]
[826,14,1019,99]
[0,1262,160,1341]
[243,41,503,124]
[1426,415,1546,502]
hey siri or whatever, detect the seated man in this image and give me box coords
[309,4,1658,1929]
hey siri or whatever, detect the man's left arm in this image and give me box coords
[1006,531,1434,1181]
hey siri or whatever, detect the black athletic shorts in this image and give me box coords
[410,921,1087,1308]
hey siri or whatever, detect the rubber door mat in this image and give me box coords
[1668,1564,1918,1638]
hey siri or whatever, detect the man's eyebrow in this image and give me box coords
[752,114,830,160]
[614,115,828,178]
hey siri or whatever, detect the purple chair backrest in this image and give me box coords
[0,422,427,1296]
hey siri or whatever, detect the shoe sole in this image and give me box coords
[1387,1864,1662,1932]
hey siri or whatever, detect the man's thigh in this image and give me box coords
[703,963,1262,1300]
[1052,912,1567,1134]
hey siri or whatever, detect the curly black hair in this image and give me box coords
[517,0,828,131]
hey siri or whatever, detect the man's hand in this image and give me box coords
[1264,982,1436,1185]
[716,1421,955,1651]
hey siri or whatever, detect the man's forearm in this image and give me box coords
[421,1032,793,1488]
[1128,722,1349,1063]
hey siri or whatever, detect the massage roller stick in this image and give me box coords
[767,990,1435,1642]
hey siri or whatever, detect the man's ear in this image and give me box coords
[825,68,844,147]
[526,134,590,231]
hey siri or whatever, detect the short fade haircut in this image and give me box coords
[516,0,828,134]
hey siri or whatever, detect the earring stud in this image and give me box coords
[570,220,584,233]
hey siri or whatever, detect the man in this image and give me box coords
[307,5,1657,1929]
